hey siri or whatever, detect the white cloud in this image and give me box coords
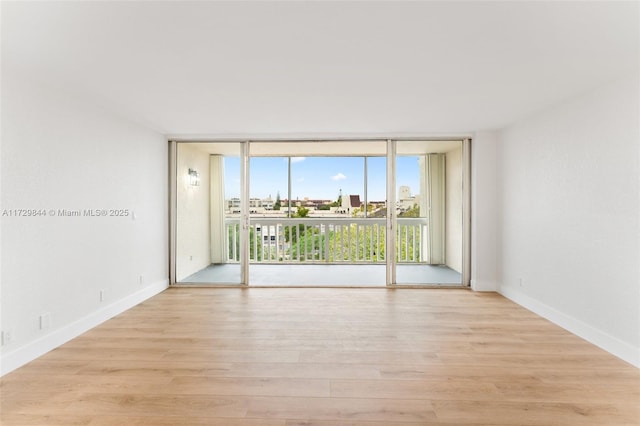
[331,173,347,181]
[290,157,306,163]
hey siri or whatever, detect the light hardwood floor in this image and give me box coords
[1,288,639,425]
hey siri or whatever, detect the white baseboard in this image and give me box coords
[471,279,497,292]
[0,279,169,376]
[499,285,640,368]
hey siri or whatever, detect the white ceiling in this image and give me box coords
[3,1,638,137]
[186,139,461,156]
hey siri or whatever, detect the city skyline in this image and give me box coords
[224,156,421,201]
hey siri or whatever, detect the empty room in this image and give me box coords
[1,1,639,425]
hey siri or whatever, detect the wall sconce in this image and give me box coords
[188,168,200,186]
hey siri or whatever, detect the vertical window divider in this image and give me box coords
[386,139,397,286]
[287,157,292,219]
[364,157,368,219]
[240,141,250,285]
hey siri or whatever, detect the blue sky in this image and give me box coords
[225,156,420,201]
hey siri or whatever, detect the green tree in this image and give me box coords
[274,191,281,210]
[290,227,325,261]
[323,221,421,263]
[284,206,310,244]
[296,206,309,217]
[399,203,420,218]
[328,224,386,262]
[395,222,422,262]
[228,225,264,261]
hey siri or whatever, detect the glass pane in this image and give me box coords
[247,144,386,286]
[290,157,363,216]
[395,141,463,285]
[367,156,387,218]
[176,142,242,284]
[249,157,288,262]
[224,155,242,264]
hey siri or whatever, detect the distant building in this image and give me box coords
[399,186,411,200]
[303,199,332,209]
[227,198,241,214]
[228,196,276,214]
[262,196,274,210]
[249,198,261,208]
[337,194,361,214]
[228,195,387,217]
[397,185,419,212]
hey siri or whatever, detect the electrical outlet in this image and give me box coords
[139,275,144,285]
[519,278,524,287]
[1,329,14,345]
[189,255,193,261]
[100,289,106,302]
[39,313,51,330]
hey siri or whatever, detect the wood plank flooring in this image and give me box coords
[1,288,639,425]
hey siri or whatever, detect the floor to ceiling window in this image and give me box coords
[173,142,244,284]
[394,140,464,285]
[170,139,469,287]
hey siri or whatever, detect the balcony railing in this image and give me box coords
[226,217,427,264]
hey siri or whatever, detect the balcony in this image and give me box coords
[226,217,426,264]
[180,217,461,286]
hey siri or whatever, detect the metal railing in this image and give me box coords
[226,217,427,264]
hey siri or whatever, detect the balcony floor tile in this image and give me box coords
[181,264,462,287]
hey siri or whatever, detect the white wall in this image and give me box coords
[497,75,640,366]
[471,131,499,291]
[445,147,463,273]
[176,144,211,281]
[0,71,169,375]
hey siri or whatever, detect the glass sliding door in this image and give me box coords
[174,142,244,285]
[248,156,288,264]
[247,140,388,286]
[171,139,469,287]
[393,140,464,285]
[365,156,387,266]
